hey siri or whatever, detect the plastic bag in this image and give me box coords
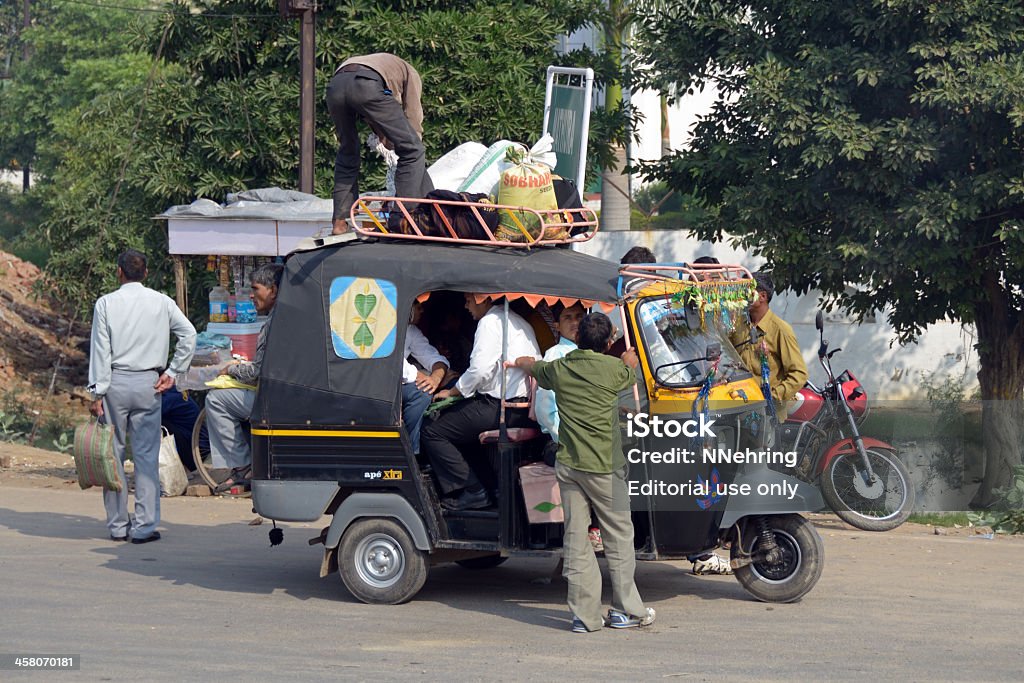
[72,419,122,491]
[158,427,188,496]
[428,142,488,191]
[458,140,517,195]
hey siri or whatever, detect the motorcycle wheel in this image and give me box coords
[821,448,914,532]
[732,514,823,603]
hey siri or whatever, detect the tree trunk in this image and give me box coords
[969,270,1024,508]
[600,0,632,232]
[600,145,631,231]
[660,94,671,158]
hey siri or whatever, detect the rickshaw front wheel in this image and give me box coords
[338,518,429,605]
[731,514,823,603]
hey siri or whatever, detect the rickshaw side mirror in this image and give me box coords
[705,343,722,361]
[815,310,824,332]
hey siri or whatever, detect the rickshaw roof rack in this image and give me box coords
[617,262,754,298]
[349,195,598,248]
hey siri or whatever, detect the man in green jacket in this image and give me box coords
[511,312,655,633]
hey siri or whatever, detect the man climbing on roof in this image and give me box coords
[326,53,433,235]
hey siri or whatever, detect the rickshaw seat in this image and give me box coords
[478,426,542,445]
[477,376,541,444]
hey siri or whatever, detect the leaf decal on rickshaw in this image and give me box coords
[329,277,397,359]
[354,292,377,318]
[353,321,375,349]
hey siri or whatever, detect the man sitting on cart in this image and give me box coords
[206,263,283,493]
[422,293,541,511]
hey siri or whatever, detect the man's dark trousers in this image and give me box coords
[421,395,531,494]
[325,68,433,220]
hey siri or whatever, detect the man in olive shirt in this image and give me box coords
[730,272,808,423]
[326,52,433,235]
[512,312,655,633]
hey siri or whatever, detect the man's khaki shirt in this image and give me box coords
[337,53,424,139]
[730,309,808,422]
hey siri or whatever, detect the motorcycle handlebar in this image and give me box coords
[818,339,829,358]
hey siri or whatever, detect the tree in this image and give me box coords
[597,0,633,231]
[27,0,603,314]
[0,0,157,181]
[636,0,1024,506]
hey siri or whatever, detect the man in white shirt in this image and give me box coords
[402,301,449,455]
[88,250,196,544]
[423,293,540,511]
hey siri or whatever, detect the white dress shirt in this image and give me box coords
[403,324,448,384]
[456,305,540,400]
[88,282,197,399]
[535,336,577,441]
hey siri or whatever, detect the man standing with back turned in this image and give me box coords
[88,250,196,544]
[326,52,433,235]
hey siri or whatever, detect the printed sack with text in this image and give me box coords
[496,136,561,242]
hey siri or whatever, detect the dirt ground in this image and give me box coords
[0,439,1007,541]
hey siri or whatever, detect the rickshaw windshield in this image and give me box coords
[636,296,748,388]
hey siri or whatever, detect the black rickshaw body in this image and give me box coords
[249,237,824,603]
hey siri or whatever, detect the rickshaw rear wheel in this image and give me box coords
[338,518,428,605]
[455,554,508,570]
[732,514,823,603]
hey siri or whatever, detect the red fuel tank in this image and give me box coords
[786,386,823,423]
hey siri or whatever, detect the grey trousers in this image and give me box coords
[103,370,161,539]
[555,461,647,631]
[205,387,255,470]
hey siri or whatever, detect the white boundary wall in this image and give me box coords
[577,230,979,401]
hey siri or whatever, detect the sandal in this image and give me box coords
[213,465,252,494]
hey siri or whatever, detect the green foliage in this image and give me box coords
[0,184,48,265]
[0,0,158,178]
[906,512,971,528]
[969,466,1024,534]
[631,181,708,230]
[636,0,1024,343]
[6,0,605,315]
[638,1,1024,500]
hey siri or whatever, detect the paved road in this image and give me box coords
[0,485,1021,681]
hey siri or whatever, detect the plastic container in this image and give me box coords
[227,293,237,322]
[209,285,230,323]
[234,284,257,323]
[207,321,265,361]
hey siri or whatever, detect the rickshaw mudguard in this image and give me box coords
[717,470,826,528]
[252,480,340,522]
[323,492,432,551]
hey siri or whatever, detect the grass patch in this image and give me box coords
[907,512,972,527]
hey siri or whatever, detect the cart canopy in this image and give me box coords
[252,239,620,427]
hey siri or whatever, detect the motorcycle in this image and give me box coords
[776,311,915,531]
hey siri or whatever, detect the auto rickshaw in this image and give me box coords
[248,201,824,605]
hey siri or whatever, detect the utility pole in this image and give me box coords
[280,0,317,194]
[22,0,31,191]
[23,0,30,60]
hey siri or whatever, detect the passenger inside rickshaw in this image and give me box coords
[410,289,595,510]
